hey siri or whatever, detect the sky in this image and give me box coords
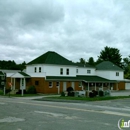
[0,0,130,63]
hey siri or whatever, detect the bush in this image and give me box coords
[68,91,74,97]
[0,89,3,95]
[89,92,95,98]
[67,87,74,93]
[99,90,104,97]
[92,90,98,97]
[27,86,37,94]
[61,92,65,97]
[67,87,74,97]
[6,88,11,94]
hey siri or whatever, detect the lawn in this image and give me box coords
[45,96,130,101]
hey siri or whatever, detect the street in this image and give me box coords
[0,97,130,130]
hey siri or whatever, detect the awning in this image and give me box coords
[10,72,30,78]
[46,75,117,83]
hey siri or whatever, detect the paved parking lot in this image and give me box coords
[111,90,130,96]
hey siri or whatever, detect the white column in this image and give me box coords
[58,85,60,94]
[88,83,89,97]
[11,78,13,90]
[95,83,96,91]
[24,78,26,89]
[109,82,111,96]
[57,82,60,94]
[102,83,103,91]
[14,78,15,90]
[81,82,83,90]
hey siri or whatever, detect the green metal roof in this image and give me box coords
[46,75,116,82]
[27,51,75,66]
[19,72,30,77]
[96,61,123,71]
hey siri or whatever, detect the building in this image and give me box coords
[5,51,129,94]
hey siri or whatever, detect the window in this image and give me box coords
[76,69,78,73]
[39,67,41,73]
[35,81,39,85]
[60,68,63,75]
[116,72,119,76]
[34,67,37,73]
[66,68,69,75]
[56,82,60,87]
[87,70,91,74]
[49,82,53,88]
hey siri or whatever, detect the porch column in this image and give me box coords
[95,83,96,91]
[11,78,13,90]
[102,83,103,91]
[109,82,111,96]
[57,82,60,94]
[87,83,89,97]
[24,78,26,90]
[14,78,15,90]
[81,81,83,90]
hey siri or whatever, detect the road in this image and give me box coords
[0,97,130,130]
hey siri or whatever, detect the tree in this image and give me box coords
[97,46,122,67]
[122,56,130,79]
[88,57,95,66]
[79,58,86,64]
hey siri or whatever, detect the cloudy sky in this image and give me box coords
[0,0,130,63]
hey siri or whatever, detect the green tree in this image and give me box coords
[97,46,122,67]
[88,57,95,66]
[122,56,130,79]
[79,58,86,64]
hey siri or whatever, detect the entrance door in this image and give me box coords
[63,82,66,91]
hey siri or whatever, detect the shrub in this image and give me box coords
[89,92,95,98]
[99,90,104,97]
[0,89,3,95]
[68,91,74,97]
[92,90,98,97]
[27,86,37,94]
[67,87,74,97]
[61,92,65,97]
[67,87,74,92]
[6,88,11,94]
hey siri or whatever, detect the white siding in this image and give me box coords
[77,68,96,75]
[43,65,76,76]
[26,65,44,73]
[125,83,130,90]
[96,70,124,80]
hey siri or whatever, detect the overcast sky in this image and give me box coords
[0,0,130,63]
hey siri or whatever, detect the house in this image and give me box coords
[5,51,129,94]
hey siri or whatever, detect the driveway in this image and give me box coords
[111,90,130,96]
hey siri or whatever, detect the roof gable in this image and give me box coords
[27,51,75,66]
[96,61,123,71]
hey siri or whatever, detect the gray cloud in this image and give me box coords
[0,0,130,63]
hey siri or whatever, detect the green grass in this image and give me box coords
[0,93,42,97]
[45,96,130,101]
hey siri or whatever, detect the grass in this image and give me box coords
[45,96,130,101]
[0,93,42,97]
